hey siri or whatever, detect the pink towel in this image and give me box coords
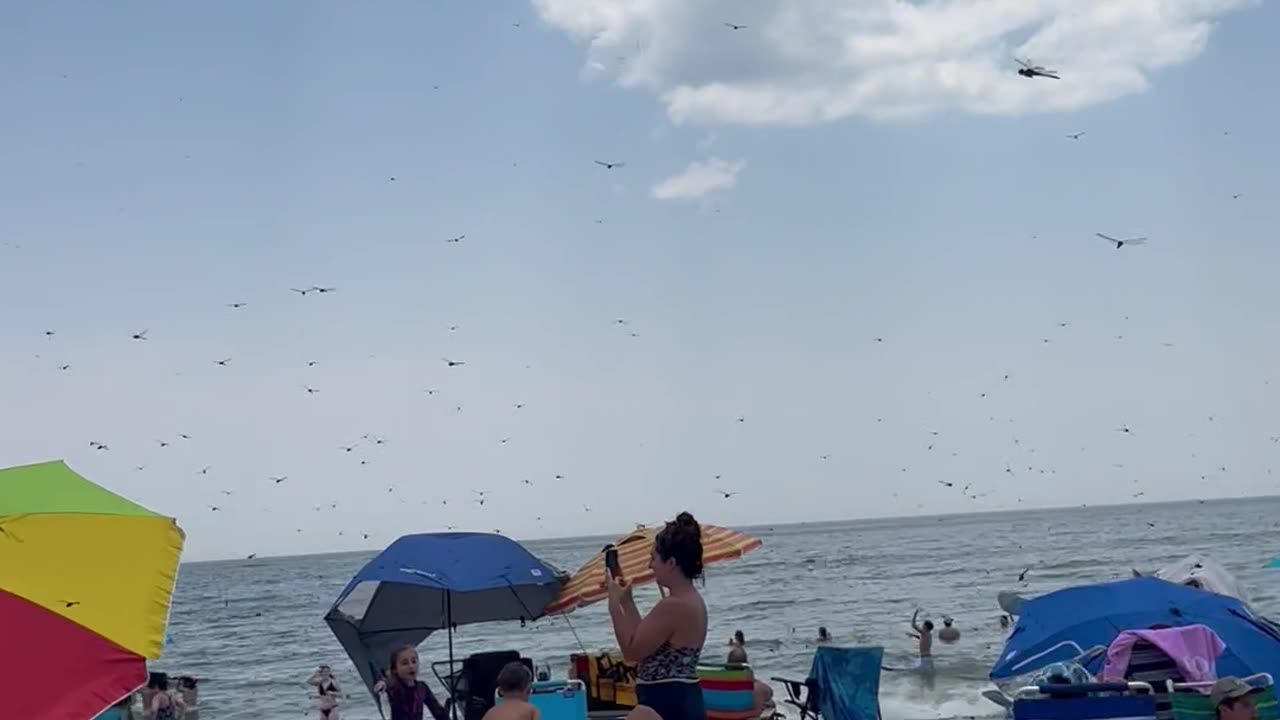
[1099,625,1225,684]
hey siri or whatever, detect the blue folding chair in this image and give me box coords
[773,646,883,720]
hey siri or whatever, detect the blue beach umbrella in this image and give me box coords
[324,533,566,709]
[990,576,1280,681]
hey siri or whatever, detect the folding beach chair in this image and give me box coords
[1167,676,1278,720]
[1117,639,1188,720]
[1011,682,1158,720]
[433,650,533,720]
[772,646,883,720]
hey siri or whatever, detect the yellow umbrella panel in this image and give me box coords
[0,460,185,719]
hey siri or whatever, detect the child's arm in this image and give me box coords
[528,703,541,720]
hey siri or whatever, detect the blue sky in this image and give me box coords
[2,1,1278,560]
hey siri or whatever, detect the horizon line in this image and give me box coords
[181,492,1274,565]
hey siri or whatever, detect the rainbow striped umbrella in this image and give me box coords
[546,523,762,614]
[0,460,185,719]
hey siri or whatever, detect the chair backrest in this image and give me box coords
[1125,641,1186,684]
[1169,687,1278,720]
[809,646,884,720]
[1013,694,1159,720]
[1125,639,1186,720]
[698,664,757,720]
[461,651,529,720]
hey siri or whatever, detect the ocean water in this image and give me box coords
[160,498,1280,720]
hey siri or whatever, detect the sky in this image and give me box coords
[2,0,1279,561]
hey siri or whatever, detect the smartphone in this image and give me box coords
[604,544,622,580]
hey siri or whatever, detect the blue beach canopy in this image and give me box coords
[325,533,566,701]
[990,576,1280,681]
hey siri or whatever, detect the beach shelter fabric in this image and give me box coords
[1152,556,1252,607]
[991,577,1280,683]
[0,460,185,720]
[546,524,762,614]
[325,532,567,701]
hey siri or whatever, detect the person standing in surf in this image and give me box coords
[909,609,937,689]
[308,665,343,720]
[910,610,934,665]
[606,511,708,720]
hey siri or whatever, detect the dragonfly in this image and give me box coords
[1096,233,1147,250]
[1015,58,1060,80]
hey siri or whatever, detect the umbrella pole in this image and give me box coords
[447,590,457,720]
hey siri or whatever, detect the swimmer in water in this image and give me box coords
[817,627,831,644]
[938,617,960,644]
[729,629,745,648]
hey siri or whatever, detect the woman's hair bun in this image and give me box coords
[657,510,704,580]
[674,511,700,533]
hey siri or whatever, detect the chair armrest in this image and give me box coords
[770,677,808,704]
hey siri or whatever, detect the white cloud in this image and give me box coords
[532,0,1256,126]
[652,157,745,200]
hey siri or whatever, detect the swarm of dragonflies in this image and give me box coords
[1015,58,1059,80]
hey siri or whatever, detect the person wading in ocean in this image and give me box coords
[938,618,960,644]
[909,609,937,690]
[909,610,934,669]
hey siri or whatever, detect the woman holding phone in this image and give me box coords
[606,512,708,720]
